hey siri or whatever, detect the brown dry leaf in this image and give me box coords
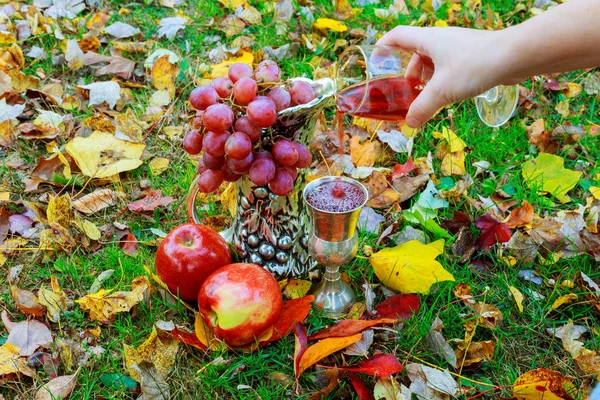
[453,340,495,367]
[151,55,178,99]
[506,231,539,264]
[367,188,401,209]
[6,319,52,356]
[113,41,153,53]
[124,325,179,382]
[0,343,35,379]
[362,170,389,199]
[471,302,502,329]
[350,136,376,167]
[35,374,77,400]
[11,286,45,317]
[504,200,534,228]
[87,11,110,30]
[75,276,151,324]
[334,0,357,19]
[38,277,68,323]
[128,190,174,212]
[115,109,149,143]
[296,333,362,376]
[425,317,458,368]
[47,194,73,228]
[529,215,565,251]
[39,223,77,253]
[308,368,339,400]
[131,361,170,399]
[513,368,576,400]
[282,279,312,299]
[72,188,125,215]
[561,321,600,376]
[392,173,429,203]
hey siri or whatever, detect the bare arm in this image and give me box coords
[376,0,600,128]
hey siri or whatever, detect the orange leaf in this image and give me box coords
[264,295,314,345]
[350,136,376,167]
[195,312,219,350]
[308,318,397,341]
[297,333,362,377]
[294,323,308,377]
[513,368,576,400]
[11,286,45,317]
[505,201,535,229]
[172,327,207,350]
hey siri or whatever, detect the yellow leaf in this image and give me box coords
[297,333,362,376]
[508,286,524,313]
[38,277,68,323]
[0,32,16,46]
[561,321,600,376]
[0,343,35,378]
[217,0,247,9]
[220,182,237,217]
[194,311,220,351]
[65,132,145,178]
[74,219,101,240]
[149,157,170,176]
[209,51,253,79]
[522,153,582,203]
[47,194,72,228]
[39,223,76,252]
[115,109,149,143]
[313,18,348,33]
[555,99,570,118]
[434,20,448,27]
[151,55,178,98]
[124,325,179,382]
[283,279,312,299]
[551,294,578,310]
[513,368,576,400]
[590,186,600,199]
[441,151,466,176]
[370,239,454,294]
[433,127,466,153]
[75,276,151,324]
[350,136,376,167]
[565,82,582,98]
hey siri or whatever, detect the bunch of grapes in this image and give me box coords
[184,60,317,197]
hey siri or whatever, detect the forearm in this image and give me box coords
[498,0,600,84]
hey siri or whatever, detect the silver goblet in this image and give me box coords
[302,176,368,318]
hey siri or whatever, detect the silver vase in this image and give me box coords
[187,78,336,278]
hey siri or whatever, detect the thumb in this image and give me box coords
[405,76,448,128]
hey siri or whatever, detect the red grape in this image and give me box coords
[272,139,299,167]
[203,103,234,132]
[293,142,312,168]
[269,168,294,196]
[289,81,316,105]
[233,77,258,105]
[255,150,273,160]
[183,129,203,155]
[227,152,255,174]
[197,159,207,175]
[249,158,276,186]
[191,116,203,129]
[222,163,242,182]
[254,60,281,84]
[228,63,253,83]
[210,77,233,98]
[234,116,262,142]
[283,166,298,181]
[189,86,218,110]
[203,152,225,170]
[247,98,277,128]
[224,131,252,160]
[197,169,224,193]
[267,87,291,112]
[203,131,230,157]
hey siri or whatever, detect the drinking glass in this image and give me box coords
[336,45,519,127]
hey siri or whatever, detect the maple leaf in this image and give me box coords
[127,190,174,213]
[124,324,179,382]
[390,157,416,180]
[370,239,454,294]
[512,368,576,400]
[474,213,511,251]
[522,153,582,203]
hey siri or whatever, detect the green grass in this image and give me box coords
[1,0,600,398]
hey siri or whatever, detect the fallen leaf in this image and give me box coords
[294,323,308,378]
[513,368,575,400]
[38,277,68,323]
[130,361,170,400]
[35,374,77,400]
[218,0,248,9]
[358,207,385,234]
[66,132,145,178]
[547,323,587,339]
[105,22,140,38]
[124,325,179,382]
[0,343,35,379]
[195,312,219,350]
[296,333,362,377]
[472,302,503,329]
[282,279,312,299]
[551,294,578,310]
[72,188,125,214]
[265,295,314,344]
[343,330,374,357]
[308,318,397,341]
[406,363,457,396]
[151,55,178,98]
[555,99,570,117]
[374,376,411,400]
[504,201,534,228]
[522,153,582,203]
[120,232,138,255]
[509,286,524,312]
[370,239,454,294]
[337,354,403,376]
[171,327,207,350]
[149,158,170,176]
[6,319,52,356]
[75,276,151,324]
[575,271,600,312]
[350,136,376,167]
[378,130,413,155]
[349,372,376,400]
[373,294,421,320]
[308,368,339,400]
[475,214,511,251]
[313,18,348,32]
[65,39,84,71]
[506,231,539,264]
[128,190,174,212]
[11,286,45,317]
[47,194,73,228]
[562,321,600,376]
[425,317,457,368]
[157,16,187,40]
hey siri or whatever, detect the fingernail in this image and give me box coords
[406,116,420,128]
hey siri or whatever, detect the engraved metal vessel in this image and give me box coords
[187,78,336,277]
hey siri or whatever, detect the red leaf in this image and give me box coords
[172,327,207,350]
[390,157,416,180]
[120,232,138,255]
[294,323,308,378]
[475,214,512,251]
[127,190,174,212]
[308,318,397,341]
[262,295,314,346]
[348,372,375,400]
[544,79,566,91]
[338,354,403,377]
[441,211,471,235]
[373,294,420,320]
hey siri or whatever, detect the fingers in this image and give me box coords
[405,53,423,80]
[405,77,448,128]
[376,25,426,52]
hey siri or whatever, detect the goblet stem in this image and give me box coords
[312,265,356,319]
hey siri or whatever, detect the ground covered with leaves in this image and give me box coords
[0,0,599,399]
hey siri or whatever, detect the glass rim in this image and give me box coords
[302,175,369,215]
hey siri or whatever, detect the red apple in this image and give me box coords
[198,263,283,347]
[155,223,232,301]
